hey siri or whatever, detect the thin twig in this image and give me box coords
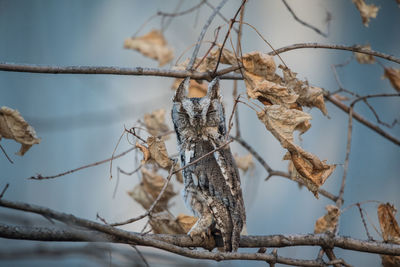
[111,162,176,227]
[204,0,239,33]
[357,204,374,241]
[186,0,229,71]
[0,183,9,199]
[0,144,14,164]
[325,93,400,146]
[281,0,328,37]
[131,245,150,267]
[29,147,135,180]
[213,0,247,74]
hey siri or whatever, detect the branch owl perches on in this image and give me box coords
[171,77,246,252]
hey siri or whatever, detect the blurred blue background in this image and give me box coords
[1,0,399,266]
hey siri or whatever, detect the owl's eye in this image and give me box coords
[207,110,217,115]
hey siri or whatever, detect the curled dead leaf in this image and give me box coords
[136,142,150,163]
[314,205,340,234]
[128,183,165,213]
[354,45,375,64]
[280,66,328,115]
[149,211,186,234]
[257,105,335,197]
[383,67,400,92]
[172,79,208,98]
[378,203,400,267]
[332,93,349,102]
[352,0,379,27]
[147,136,173,169]
[234,153,255,173]
[141,167,176,205]
[173,55,216,73]
[381,254,400,267]
[378,203,400,244]
[143,109,170,138]
[124,29,174,66]
[209,46,237,66]
[176,213,198,233]
[0,106,41,156]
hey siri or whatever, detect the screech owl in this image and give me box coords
[171,77,246,252]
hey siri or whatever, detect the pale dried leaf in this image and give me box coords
[332,93,349,101]
[144,109,170,138]
[314,205,340,234]
[242,53,298,107]
[383,67,400,92]
[176,213,198,233]
[378,203,400,244]
[0,106,41,156]
[243,51,276,78]
[124,29,174,66]
[127,183,165,212]
[381,255,400,267]
[173,56,216,73]
[234,153,255,173]
[257,105,335,197]
[147,136,173,169]
[209,46,237,66]
[352,0,379,26]
[149,211,186,234]
[141,167,176,206]
[354,45,375,64]
[136,142,150,163]
[172,79,208,98]
[280,66,328,115]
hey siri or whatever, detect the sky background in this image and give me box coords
[1,0,399,266]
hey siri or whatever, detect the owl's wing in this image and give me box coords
[210,140,246,252]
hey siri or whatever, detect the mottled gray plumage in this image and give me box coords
[171,77,246,252]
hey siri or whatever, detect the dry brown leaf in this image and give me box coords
[173,56,216,73]
[172,79,208,98]
[127,183,165,213]
[257,105,335,197]
[124,29,174,66]
[242,53,299,107]
[209,46,237,66]
[176,213,198,233]
[0,106,41,156]
[383,67,400,92]
[332,93,349,101]
[280,66,328,115]
[354,45,375,64]
[143,109,170,137]
[378,203,400,267]
[141,167,176,205]
[149,211,186,234]
[234,153,255,173]
[314,205,340,234]
[378,203,400,244]
[136,142,150,163]
[147,136,173,169]
[352,0,379,26]
[381,255,400,267]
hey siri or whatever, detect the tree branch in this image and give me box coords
[1,222,400,256]
[0,62,241,80]
[268,43,400,64]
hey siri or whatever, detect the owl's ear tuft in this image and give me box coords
[207,77,220,100]
[173,77,190,102]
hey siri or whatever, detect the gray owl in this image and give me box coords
[171,77,246,252]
